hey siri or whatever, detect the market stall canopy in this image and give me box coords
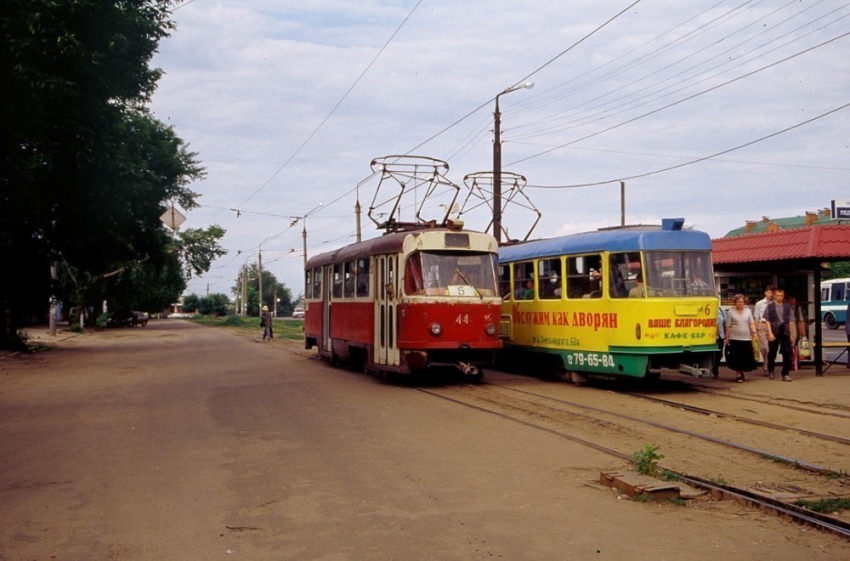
[712,224,850,375]
[713,224,850,270]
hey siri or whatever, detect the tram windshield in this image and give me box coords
[641,250,715,297]
[404,251,499,297]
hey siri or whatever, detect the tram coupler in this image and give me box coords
[679,364,713,378]
[456,361,479,377]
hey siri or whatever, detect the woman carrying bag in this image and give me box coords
[725,294,757,383]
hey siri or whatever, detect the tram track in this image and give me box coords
[684,382,850,419]
[483,381,846,477]
[414,381,850,540]
[624,392,850,446]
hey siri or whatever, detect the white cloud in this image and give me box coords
[153,0,850,298]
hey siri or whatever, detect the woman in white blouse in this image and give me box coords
[724,294,757,382]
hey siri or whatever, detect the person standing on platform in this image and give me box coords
[765,288,794,381]
[754,285,774,377]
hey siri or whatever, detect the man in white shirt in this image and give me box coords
[753,285,774,377]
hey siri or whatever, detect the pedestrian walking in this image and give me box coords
[765,288,793,381]
[261,305,273,341]
[753,285,774,377]
[725,294,757,383]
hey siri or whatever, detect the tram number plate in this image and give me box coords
[566,352,616,368]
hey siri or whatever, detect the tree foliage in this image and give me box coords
[0,0,225,339]
[182,293,230,316]
[826,261,850,279]
[233,264,293,317]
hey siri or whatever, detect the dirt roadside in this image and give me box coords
[2,323,849,560]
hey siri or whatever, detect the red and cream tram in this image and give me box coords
[304,224,502,380]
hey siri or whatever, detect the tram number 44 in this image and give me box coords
[567,352,616,368]
[455,314,470,324]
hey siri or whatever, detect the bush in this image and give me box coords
[0,330,32,353]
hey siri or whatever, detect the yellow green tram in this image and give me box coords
[498,219,719,380]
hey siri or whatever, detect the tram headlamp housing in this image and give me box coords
[485,323,497,336]
[429,322,442,336]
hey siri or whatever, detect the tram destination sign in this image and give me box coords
[831,199,850,219]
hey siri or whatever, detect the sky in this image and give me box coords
[149,0,850,302]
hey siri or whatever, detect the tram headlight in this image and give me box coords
[485,323,497,336]
[429,322,442,336]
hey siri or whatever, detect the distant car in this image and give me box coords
[106,312,133,328]
[131,311,149,327]
[292,307,305,318]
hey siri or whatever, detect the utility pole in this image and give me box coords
[258,250,263,315]
[241,264,247,317]
[355,198,362,244]
[620,181,626,226]
[492,82,533,244]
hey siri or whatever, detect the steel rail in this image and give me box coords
[415,385,850,540]
[626,392,850,446]
[486,382,843,477]
[688,385,850,419]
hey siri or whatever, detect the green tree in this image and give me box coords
[198,293,230,316]
[233,264,293,317]
[182,294,201,313]
[826,261,850,279]
[0,1,224,340]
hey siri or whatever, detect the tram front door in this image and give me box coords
[374,254,399,368]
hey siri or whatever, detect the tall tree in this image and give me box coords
[0,1,223,338]
[233,264,293,317]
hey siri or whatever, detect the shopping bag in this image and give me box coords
[751,336,760,362]
[797,336,811,360]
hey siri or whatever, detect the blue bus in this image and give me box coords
[820,278,850,329]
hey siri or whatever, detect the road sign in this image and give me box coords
[160,206,187,230]
[830,200,850,219]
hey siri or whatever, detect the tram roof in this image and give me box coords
[499,224,711,263]
[306,230,411,268]
[305,226,494,268]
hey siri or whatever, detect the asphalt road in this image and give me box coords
[1,321,845,559]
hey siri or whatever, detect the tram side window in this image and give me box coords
[566,255,602,299]
[609,252,640,299]
[356,259,370,297]
[514,262,535,300]
[343,261,356,297]
[305,270,313,299]
[332,263,343,298]
[538,258,562,300]
[312,267,322,299]
[499,264,512,299]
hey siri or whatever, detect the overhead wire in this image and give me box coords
[233,0,425,211]
[507,28,850,167]
[511,2,849,142]
[524,101,850,189]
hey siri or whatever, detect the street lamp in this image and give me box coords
[493,81,533,244]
